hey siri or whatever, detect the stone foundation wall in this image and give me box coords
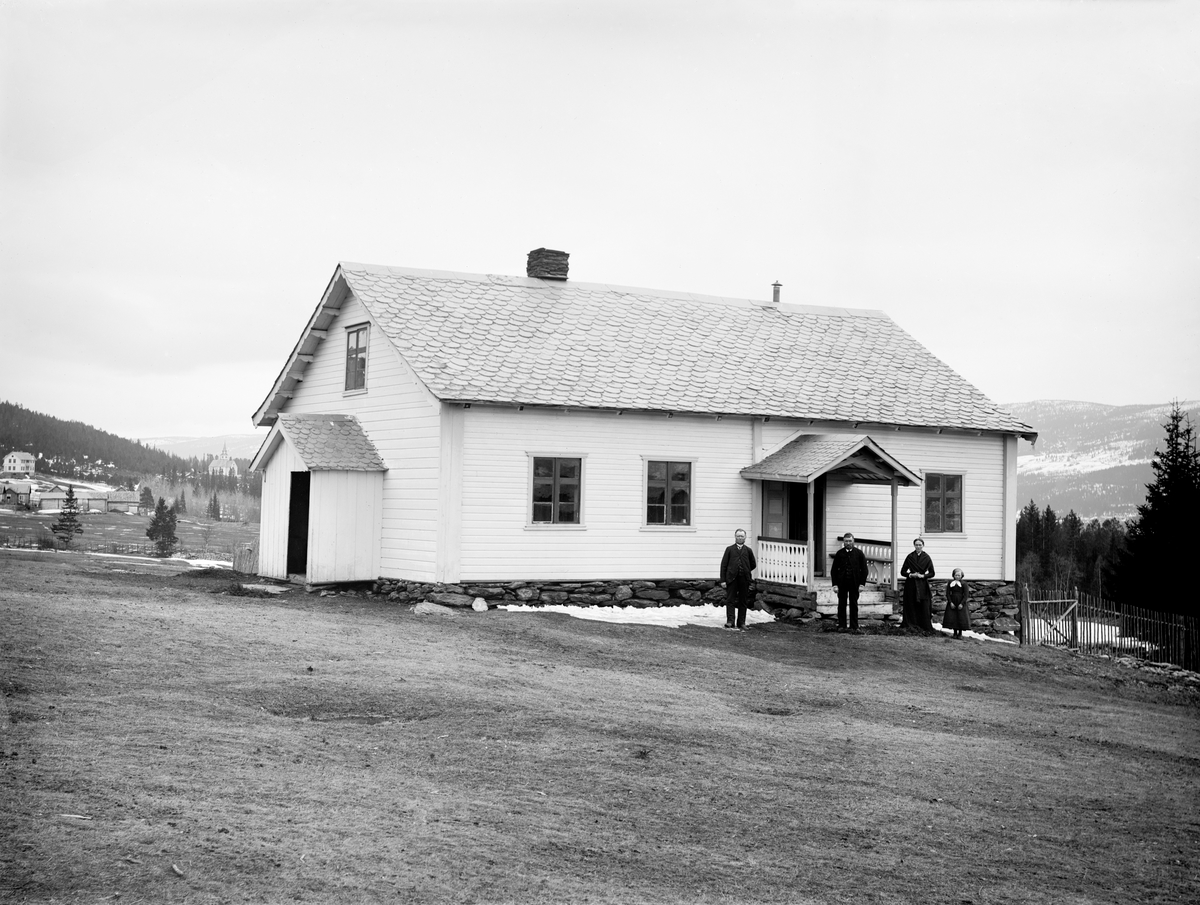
[365,575,1021,637]
[926,579,1021,634]
[370,577,728,608]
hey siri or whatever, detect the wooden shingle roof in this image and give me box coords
[251,414,387,473]
[254,263,1036,439]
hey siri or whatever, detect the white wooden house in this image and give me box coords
[3,451,35,476]
[250,249,1036,587]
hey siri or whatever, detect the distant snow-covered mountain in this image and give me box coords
[141,433,267,460]
[1006,400,1200,522]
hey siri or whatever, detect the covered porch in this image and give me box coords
[739,434,922,591]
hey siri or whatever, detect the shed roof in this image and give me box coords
[252,414,386,472]
[254,263,1036,440]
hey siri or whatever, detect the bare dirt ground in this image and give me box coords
[2,549,1198,904]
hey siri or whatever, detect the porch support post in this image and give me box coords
[806,480,815,587]
[890,474,899,591]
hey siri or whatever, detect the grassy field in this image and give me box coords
[0,509,258,557]
[2,549,1198,904]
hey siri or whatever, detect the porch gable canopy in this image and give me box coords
[739,434,921,486]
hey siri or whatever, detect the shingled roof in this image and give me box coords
[254,263,1036,439]
[258,414,386,472]
[739,435,923,485]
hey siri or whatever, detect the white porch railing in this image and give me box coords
[757,539,809,586]
[827,538,893,584]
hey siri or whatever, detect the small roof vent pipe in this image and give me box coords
[771,281,782,305]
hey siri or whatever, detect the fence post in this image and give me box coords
[1075,585,1084,648]
[1019,584,1028,646]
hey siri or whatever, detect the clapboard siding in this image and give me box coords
[273,291,441,581]
[821,432,1007,579]
[258,439,307,580]
[308,470,384,583]
[457,408,755,580]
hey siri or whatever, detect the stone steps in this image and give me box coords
[813,583,894,618]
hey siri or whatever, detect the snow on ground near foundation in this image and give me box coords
[502,603,1021,640]
[502,602,777,629]
[932,622,1017,645]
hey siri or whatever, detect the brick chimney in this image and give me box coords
[771,281,782,304]
[527,248,569,280]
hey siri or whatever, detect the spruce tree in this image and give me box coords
[51,485,84,548]
[146,497,178,557]
[177,488,187,515]
[1113,403,1200,613]
[138,485,154,512]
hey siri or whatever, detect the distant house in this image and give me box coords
[250,249,1037,587]
[208,444,239,478]
[3,451,35,476]
[0,481,32,508]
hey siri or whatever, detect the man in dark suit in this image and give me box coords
[831,532,870,633]
[720,528,757,631]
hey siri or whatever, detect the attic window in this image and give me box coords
[345,324,368,392]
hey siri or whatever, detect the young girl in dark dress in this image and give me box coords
[943,569,970,639]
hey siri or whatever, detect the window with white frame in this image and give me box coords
[345,324,369,392]
[924,473,963,533]
[646,460,691,526]
[531,456,582,524]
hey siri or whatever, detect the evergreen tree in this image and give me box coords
[1112,403,1200,613]
[146,497,178,557]
[138,485,155,512]
[209,492,222,521]
[177,488,187,515]
[51,485,84,548]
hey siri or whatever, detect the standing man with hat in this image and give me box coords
[720,528,757,631]
[831,532,869,633]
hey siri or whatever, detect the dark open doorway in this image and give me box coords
[286,471,310,576]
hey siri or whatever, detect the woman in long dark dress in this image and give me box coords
[900,537,935,633]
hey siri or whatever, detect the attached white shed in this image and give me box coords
[250,414,387,584]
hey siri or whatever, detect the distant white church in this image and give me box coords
[207,444,239,478]
[3,451,35,475]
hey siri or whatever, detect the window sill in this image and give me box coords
[525,523,587,531]
[921,532,968,539]
[343,388,368,397]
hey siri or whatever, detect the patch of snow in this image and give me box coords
[501,603,777,629]
[932,622,1017,644]
[237,583,288,595]
[184,558,234,568]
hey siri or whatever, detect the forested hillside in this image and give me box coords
[0,401,190,479]
[1008,399,1200,520]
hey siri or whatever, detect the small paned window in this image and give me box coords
[925,473,963,533]
[345,325,369,391]
[646,460,691,525]
[532,457,581,524]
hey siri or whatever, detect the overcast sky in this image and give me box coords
[2,0,1197,441]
